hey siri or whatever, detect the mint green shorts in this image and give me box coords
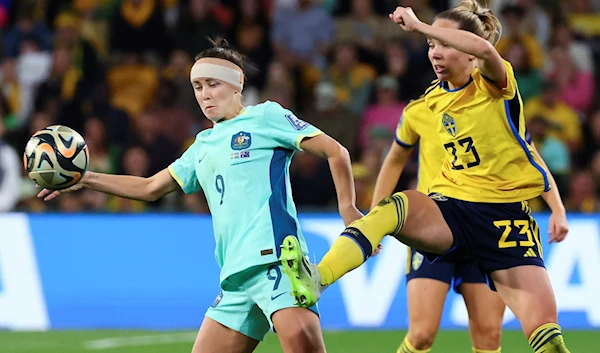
[205,262,320,341]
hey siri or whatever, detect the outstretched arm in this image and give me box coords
[530,142,569,243]
[38,168,179,202]
[300,134,363,226]
[389,6,506,83]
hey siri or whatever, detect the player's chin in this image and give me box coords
[434,71,450,81]
[203,110,220,120]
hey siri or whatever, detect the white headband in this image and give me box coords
[190,63,243,90]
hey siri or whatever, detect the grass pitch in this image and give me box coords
[1,329,597,353]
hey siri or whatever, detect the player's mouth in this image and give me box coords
[433,65,446,74]
[205,105,216,111]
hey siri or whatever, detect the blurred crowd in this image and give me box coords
[0,0,599,214]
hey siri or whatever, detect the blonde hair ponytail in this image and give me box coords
[437,0,502,45]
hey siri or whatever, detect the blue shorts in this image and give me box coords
[426,193,545,291]
[205,262,319,341]
[405,247,486,293]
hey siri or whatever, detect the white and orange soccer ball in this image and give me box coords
[24,125,89,190]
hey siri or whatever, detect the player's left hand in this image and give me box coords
[389,6,422,32]
[548,210,569,243]
[340,204,363,227]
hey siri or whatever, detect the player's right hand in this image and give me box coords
[37,183,83,201]
[548,210,569,243]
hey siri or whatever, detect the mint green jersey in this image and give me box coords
[168,101,323,284]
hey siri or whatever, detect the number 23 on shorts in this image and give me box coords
[494,219,536,248]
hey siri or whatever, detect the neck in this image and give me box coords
[213,104,245,124]
[447,75,471,90]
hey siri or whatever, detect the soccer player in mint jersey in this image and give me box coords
[38,37,364,353]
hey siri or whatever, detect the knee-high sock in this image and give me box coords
[318,193,409,285]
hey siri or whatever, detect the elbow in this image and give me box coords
[145,178,162,202]
[331,143,350,163]
[478,41,496,60]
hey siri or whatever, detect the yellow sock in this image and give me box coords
[397,337,431,353]
[528,323,571,353]
[318,193,409,285]
[472,347,501,353]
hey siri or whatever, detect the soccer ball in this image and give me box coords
[24,125,89,190]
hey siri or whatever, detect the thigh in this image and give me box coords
[205,285,271,342]
[271,308,326,353]
[491,265,558,338]
[392,190,454,254]
[246,263,324,353]
[460,282,505,350]
[191,316,260,353]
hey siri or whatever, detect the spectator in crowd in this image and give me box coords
[496,5,544,71]
[359,75,406,151]
[1,0,598,213]
[335,0,401,64]
[527,115,571,194]
[504,39,541,105]
[547,45,595,114]
[577,109,600,169]
[524,79,583,154]
[548,19,595,75]
[303,80,360,157]
[326,42,377,115]
[567,170,598,213]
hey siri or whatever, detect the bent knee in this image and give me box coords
[470,321,502,349]
[276,321,325,353]
[407,327,438,350]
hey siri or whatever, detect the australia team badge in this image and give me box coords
[231,131,251,150]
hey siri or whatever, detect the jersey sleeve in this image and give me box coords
[395,105,420,148]
[168,139,202,195]
[478,60,517,100]
[264,102,323,150]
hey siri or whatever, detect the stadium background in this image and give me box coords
[1,0,599,352]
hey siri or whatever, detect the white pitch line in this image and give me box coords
[83,332,197,350]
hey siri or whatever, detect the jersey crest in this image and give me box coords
[231,131,252,150]
[442,113,457,137]
[412,252,424,271]
[428,192,448,201]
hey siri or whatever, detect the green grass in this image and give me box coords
[0,329,595,353]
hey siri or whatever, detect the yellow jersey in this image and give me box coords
[423,60,549,203]
[395,97,445,194]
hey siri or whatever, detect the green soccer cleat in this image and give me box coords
[280,235,324,308]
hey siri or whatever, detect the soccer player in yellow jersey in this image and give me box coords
[279,1,572,353]
[375,96,568,353]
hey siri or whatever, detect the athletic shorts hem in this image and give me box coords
[204,312,266,342]
[484,262,546,291]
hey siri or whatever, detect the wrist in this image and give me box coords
[414,21,429,34]
[339,202,356,211]
[81,172,96,187]
[552,205,566,215]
